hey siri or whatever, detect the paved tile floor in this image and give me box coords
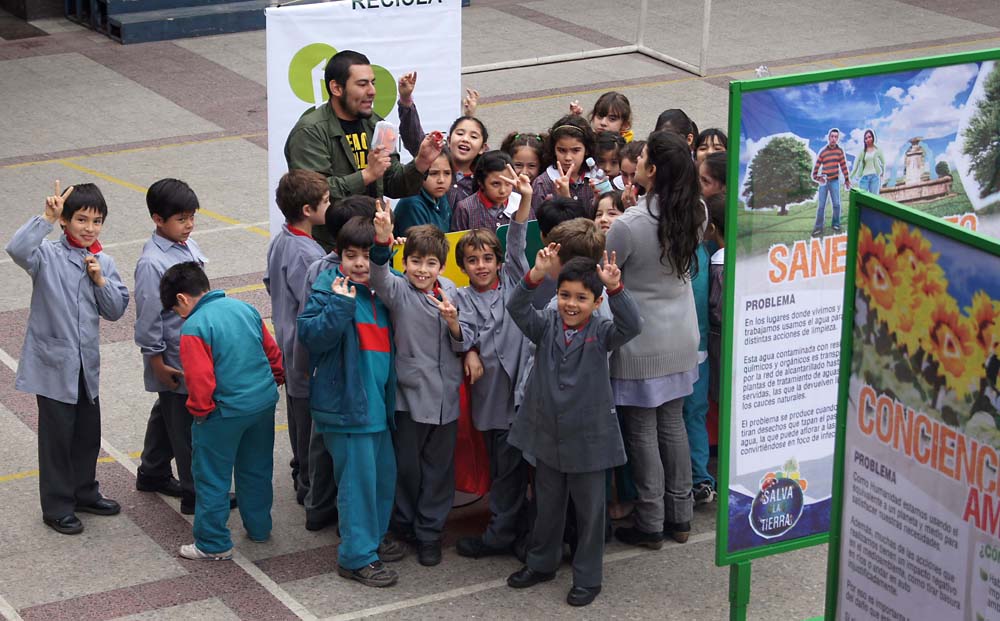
[0,1,997,618]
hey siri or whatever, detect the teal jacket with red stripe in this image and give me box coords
[297,267,396,433]
[179,290,284,418]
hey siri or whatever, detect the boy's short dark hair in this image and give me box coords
[706,193,726,237]
[620,140,645,163]
[160,261,210,311]
[146,178,199,220]
[536,196,587,236]
[455,228,503,268]
[326,195,377,241]
[473,150,512,190]
[547,218,605,264]
[63,183,108,220]
[276,170,328,224]
[558,257,603,300]
[403,224,449,264]
[336,215,375,254]
[324,50,370,97]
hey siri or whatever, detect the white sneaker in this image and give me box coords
[179,543,233,561]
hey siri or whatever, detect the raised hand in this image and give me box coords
[569,100,584,116]
[435,293,458,323]
[597,250,621,290]
[464,349,484,385]
[463,88,480,117]
[622,182,638,208]
[554,161,575,198]
[373,199,393,244]
[415,131,446,173]
[44,180,74,224]
[331,276,356,298]
[398,71,417,106]
[83,254,106,287]
[530,242,561,282]
[497,163,532,197]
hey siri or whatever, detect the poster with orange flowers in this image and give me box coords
[718,48,1000,567]
[827,193,1000,620]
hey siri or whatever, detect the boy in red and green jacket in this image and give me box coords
[297,216,405,588]
[161,262,285,561]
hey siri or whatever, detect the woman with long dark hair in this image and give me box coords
[605,131,705,548]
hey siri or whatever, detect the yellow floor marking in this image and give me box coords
[2,132,267,170]
[55,160,271,239]
[227,283,267,295]
[1,425,289,483]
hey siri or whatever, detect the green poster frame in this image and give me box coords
[716,47,1000,568]
[823,189,1000,618]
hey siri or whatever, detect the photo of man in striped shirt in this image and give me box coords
[811,128,852,237]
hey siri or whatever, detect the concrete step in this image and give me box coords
[106,0,267,43]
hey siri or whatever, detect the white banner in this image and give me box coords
[265,0,462,235]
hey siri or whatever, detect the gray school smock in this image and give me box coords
[264,224,325,399]
[6,216,130,404]
[505,279,640,474]
[133,232,207,394]
[453,220,532,431]
[369,245,463,426]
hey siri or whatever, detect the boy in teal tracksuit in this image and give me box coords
[297,216,404,588]
[162,262,285,561]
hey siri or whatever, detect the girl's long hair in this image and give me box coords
[644,130,705,278]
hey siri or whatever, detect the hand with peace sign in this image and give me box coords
[462,88,480,117]
[596,250,622,291]
[622,182,638,208]
[529,242,561,282]
[43,180,74,224]
[398,71,417,107]
[435,293,462,340]
[373,199,393,245]
[331,276,356,299]
[497,163,533,223]
[554,161,575,198]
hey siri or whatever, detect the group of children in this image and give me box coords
[6,83,730,608]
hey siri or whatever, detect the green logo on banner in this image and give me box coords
[288,43,397,117]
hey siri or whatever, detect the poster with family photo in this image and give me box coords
[718,49,1000,564]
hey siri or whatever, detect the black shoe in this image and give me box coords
[305,510,339,532]
[136,476,183,498]
[567,585,601,607]
[614,526,664,550]
[663,521,691,544]
[43,514,83,535]
[75,497,120,516]
[811,227,824,238]
[507,566,556,589]
[417,541,442,566]
[455,536,509,559]
[181,493,237,515]
[832,224,843,233]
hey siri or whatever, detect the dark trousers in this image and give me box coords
[305,422,338,523]
[527,461,606,588]
[37,374,102,519]
[482,429,528,548]
[391,413,457,543]
[286,394,312,504]
[137,392,194,499]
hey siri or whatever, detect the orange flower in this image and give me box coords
[924,296,984,397]
[889,222,938,275]
[856,226,901,316]
[966,290,1000,357]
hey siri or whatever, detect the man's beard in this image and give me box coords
[339,92,373,119]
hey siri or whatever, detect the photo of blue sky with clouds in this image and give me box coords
[738,60,998,211]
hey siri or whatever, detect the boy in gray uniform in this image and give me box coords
[265,170,329,504]
[134,179,208,513]
[6,181,130,534]
[452,166,533,558]
[370,204,463,567]
[505,248,641,607]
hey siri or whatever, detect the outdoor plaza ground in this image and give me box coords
[1,0,999,618]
